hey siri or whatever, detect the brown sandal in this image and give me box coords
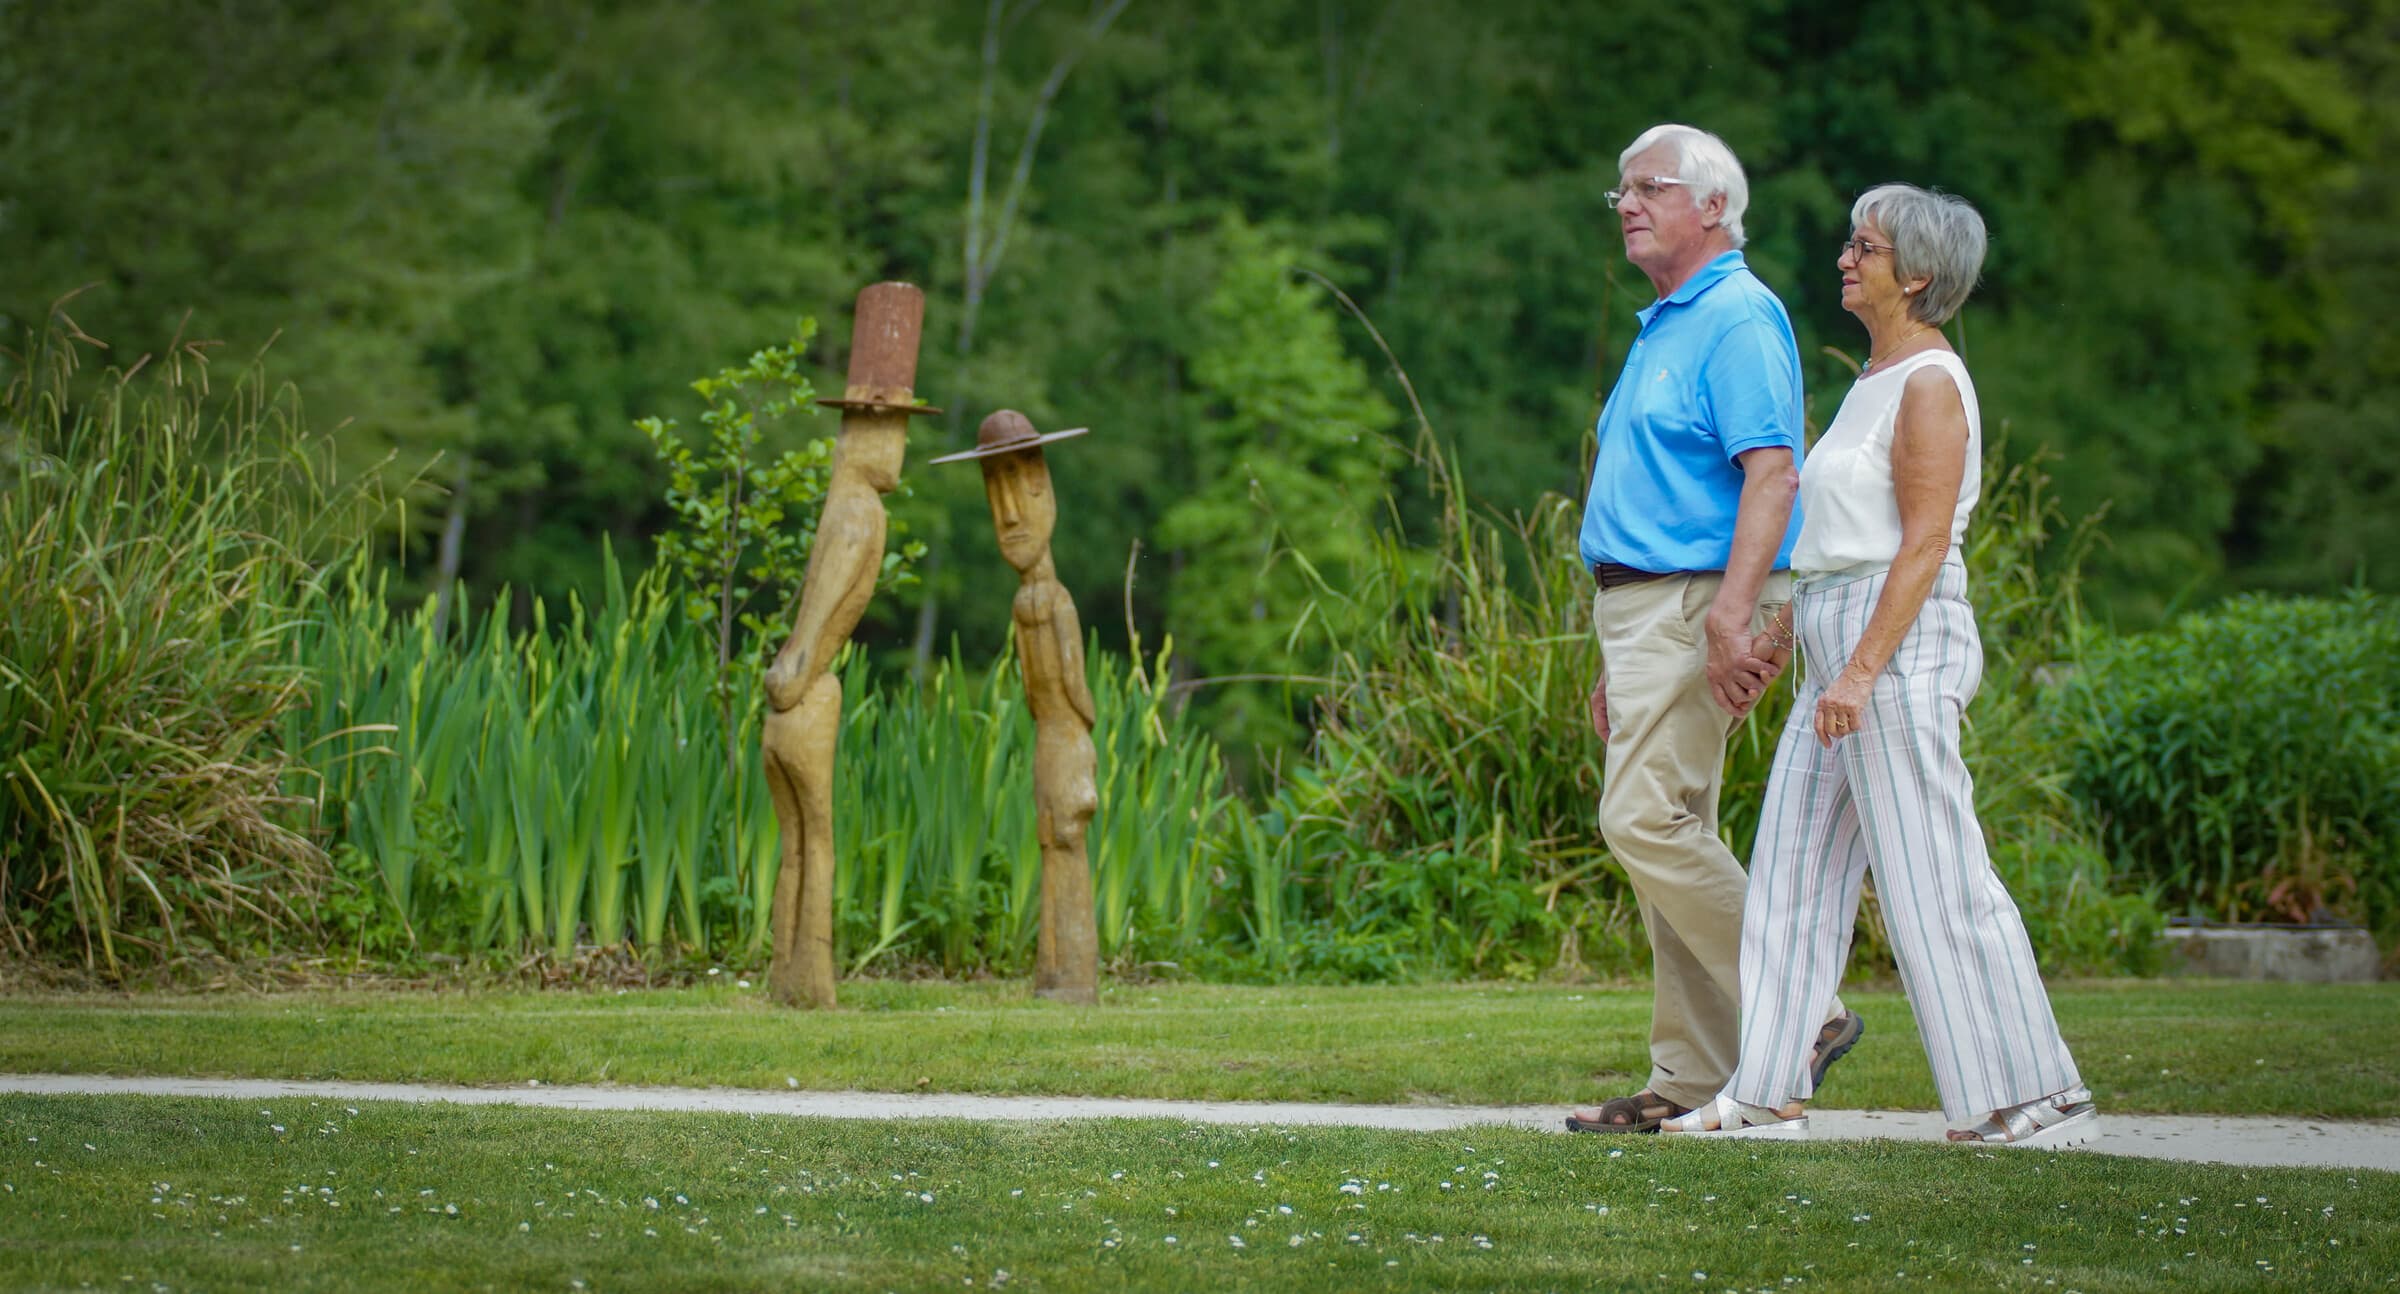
[1811,1011,1865,1089]
[1565,1089,1692,1134]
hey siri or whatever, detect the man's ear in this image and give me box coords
[1700,190,1727,229]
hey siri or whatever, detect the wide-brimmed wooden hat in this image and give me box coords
[928,409,1090,464]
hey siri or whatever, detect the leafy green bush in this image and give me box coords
[2054,590,2400,933]
[0,326,376,971]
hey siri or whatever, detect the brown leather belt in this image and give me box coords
[1593,561,1678,589]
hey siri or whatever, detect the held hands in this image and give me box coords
[1705,611,1786,718]
[1813,662,1875,748]
[1749,608,1795,688]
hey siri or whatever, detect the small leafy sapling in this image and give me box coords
[638,319,926,761]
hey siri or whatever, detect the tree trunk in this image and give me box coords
[430,456,471,640]
[916,0,1133,678]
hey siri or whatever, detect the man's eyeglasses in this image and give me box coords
[1841,236,1898,261]
[1608,176,1693,208]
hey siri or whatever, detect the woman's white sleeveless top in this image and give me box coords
[1792,350,1980,579]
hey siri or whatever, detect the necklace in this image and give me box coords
[1864,323,1931,373]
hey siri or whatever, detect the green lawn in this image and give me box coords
[3,980,2395,1118]
[4,1093,2393,1293]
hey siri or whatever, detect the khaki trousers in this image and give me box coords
[1593,569,1832,1110]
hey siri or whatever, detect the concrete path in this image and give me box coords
[5,1074,2395,1175]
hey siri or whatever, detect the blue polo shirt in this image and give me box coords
[1577,251,1804,574]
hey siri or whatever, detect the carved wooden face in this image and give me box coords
[980,447,1055,572]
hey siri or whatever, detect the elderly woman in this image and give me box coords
[1663,184,2095,1146]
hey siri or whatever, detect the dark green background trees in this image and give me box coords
[6,0,2392,675]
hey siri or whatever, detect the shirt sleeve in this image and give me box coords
[1698,304,1804,464]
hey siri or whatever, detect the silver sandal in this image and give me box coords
[1949,1088,2098,1148]
[1661,1092,1810,1140]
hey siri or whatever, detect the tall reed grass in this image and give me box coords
[1217,439,1637,981]
[288,555,1232,971]
[1217,428,2160,982]
[0,324,375,971]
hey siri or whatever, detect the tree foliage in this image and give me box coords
[1157,216,1399,748]
[3,0,2390,671]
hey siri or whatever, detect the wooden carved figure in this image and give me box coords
[763,282,936,1009]
[932,411,1100,1004]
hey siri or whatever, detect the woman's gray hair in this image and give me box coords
[1620,123,1749,248]
[1850,184,1987,325]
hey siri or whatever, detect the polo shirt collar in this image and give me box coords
[1635,250,1748,325]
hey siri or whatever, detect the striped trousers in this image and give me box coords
[1724,562,2082,1122]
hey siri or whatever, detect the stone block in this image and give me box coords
[2161,925,2382,983]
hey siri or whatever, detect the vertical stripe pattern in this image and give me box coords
[1725,561,2082,1122]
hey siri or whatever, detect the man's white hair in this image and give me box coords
[1619,123,1749,248]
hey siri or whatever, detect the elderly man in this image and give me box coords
[1565,123,1862,1134]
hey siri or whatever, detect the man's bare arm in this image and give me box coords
[1704,445,1797,715]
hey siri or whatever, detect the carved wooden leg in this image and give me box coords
[764,673,844,1008]
[762,708,807,1005]
[1032,720,1100,1004]
[1034,804,1063,995]
[792,673,843,1007]
[1035,828,1100,1005]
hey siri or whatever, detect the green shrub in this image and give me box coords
[2054,590,2400,933]
[0,327,375,972]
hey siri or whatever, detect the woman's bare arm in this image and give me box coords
[1811,365,1970,745]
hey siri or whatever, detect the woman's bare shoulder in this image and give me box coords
[1900,355,1969,406]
